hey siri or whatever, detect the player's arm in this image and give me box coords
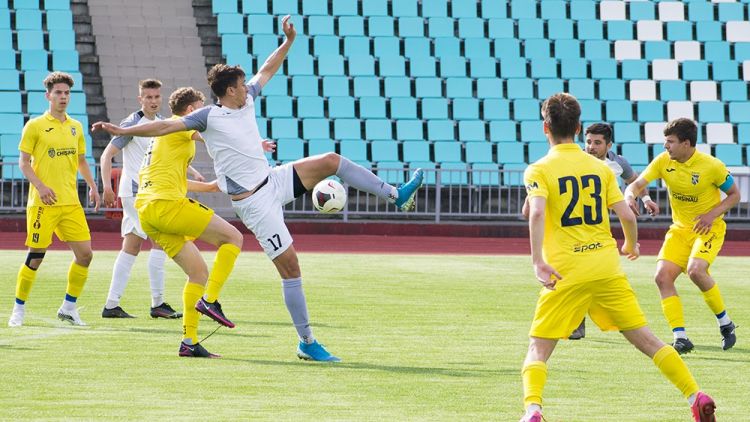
[623,176,650,216]
[528,196,561,290]
[187,179,220,193]
[249,15,296,89]
[623,172,659,216]
[92,119,187,138]
[693,181,741,235]
[19,151,56,205]
[99,142,122,208]
[187,165,205,182]
[78,154,101,212]
[611,200,639,260]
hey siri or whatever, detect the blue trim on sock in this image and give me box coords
[672,327,685,332]
[65,294,77,303]
[716,310,726,319]
[15,298,25,305]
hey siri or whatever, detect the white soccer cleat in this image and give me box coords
[57,307,86,326]
[8,308,25,327]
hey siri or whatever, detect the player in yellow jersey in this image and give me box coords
[624,118,739,355]
[519,94,715,422]
[8,72,101,327]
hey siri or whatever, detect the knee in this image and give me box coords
[653,271,675,290]
[189,262,209,282]
[227,226,244,249]
[276,253,301,279]
[323,152,341,172]
[77,250,93,267]
[686,264,707,282]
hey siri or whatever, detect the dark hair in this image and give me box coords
[541,93,581,140]
[43,71,74,92]
[663,118,697,147]
[585,123,613,144]
[139,79,162,90]
[207,64,245,97]
[168,87,205,115]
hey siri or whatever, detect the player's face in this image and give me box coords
[138,88,162,115]
[46,83,71,113]
[663,134,692,162]
[584,134,611,160]
[233,77,248,107]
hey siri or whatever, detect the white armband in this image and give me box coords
[641,194,652,203]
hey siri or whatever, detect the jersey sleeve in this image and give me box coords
[18,121,37,155]
[77,123,86,155]
[181,106,211,132]
[605,167,624,206]
[524,164,548,199]
[110,112,141,149]
[246,80,262,99]
[641,152,666,182]
[616,154,635,180]
[710,158,733,191]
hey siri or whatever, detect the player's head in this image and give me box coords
[584,123,613,160]
[168,87,206,117]
[663,118,697,161]
[138,79,163,117]
[207,64,247,107]
[43,71,74,113]
[541,93,581,144]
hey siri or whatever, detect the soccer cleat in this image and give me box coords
[394,168,424,211]
[691,391,716,422]
[57,307,86,326]
[195,297,235,328]
[101,306,135,318]
[519,411,544,422]
[673,337,695,355]
[150,302,182,319]
[720,321,736,351]
[178,341,220,358]
[568,319,586,340]
[8,308,24,327]
[296,340,341,362]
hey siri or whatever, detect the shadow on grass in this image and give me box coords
[91,326,272,339]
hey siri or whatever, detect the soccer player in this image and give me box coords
[100,79,194,319]
[93,15,424,362]
[8,71,101,327]
[624,118,739,354]
[520,93,716,422]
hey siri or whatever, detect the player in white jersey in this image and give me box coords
[99,79,202,319]
[93,15,424,362]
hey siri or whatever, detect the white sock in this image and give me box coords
[12,302,25,313]
[105,251,138,309]
[525,404,542,418]
[61,299,76,312]
[148,248,167,307]
[717,314,731,327]
[673,329,688,340]
[688,393,697,406]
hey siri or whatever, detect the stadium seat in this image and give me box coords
[440,57,467,78]
[490,121,517,143]
[452,0,476,18]
[706,123,734,145]
[667,101,695,121]
[276,138,304,162]
[599,80,626,101]
[554,40,581,59]
[506,78,534,99]
[427,17,453,38]
[402,140,430,162]
[483,99,510,120]
[607,21,634,41]
[308,138,336,155]
[359,96,387,119]
[528,142,548,162]
[373,37,398,58]
[660,80,687,101]
[459,18,485,39]
[340,140,370,166]
[653,59,679,81]
[339,16,364,36]
[318,55,344,76]
[645,41,672,61]
[500,58,526,78]
[521,121,545,143]
[397,120,424,142]
[353,76,380,97]
[541,1,565,19]
[605,100,634,122]
[518,18,545,39]
[674,41,701,62]
[488,18,514,39]
[636,101,665,122]
[584,40,611,60]
[389,97,417,119]
[644,122,667,144]
[537,79,564,99]
[0,113,24,135]
[530,58,557,79]
[384,77,411,97]
[440,162,468,185]
[472,162,500,186]
[434,142,462,163]
[739,124,750,145]
[560,58,588,79]
[427,120,454,142]
[615,40,641,60]
[213,0,238,14]
[371,140,400,163]
[364,119,392,141]
[334,119,362,140]
[422,98,449,119]
[697,101,725,123]
[415,77,443,98]
[712,61,739,82]
[332,0,357,16]
[309,16,334,36]
[368,17,394,37]
[446,78,473,98]
[682,60,710,81]
[435,37,461,58]
[265,96,293,118]
[621,60,649,81]
[459,121,485,142]
[287,55,314,76]
[271,118,299,139]
[620,143,649,167]
[348,56,375,76]
[630,80,657,101]
[392,0,418,17]
[404,37,430,59]
[569,79,595,100]
[298,97,325,118]
[292,75,319,97]
[579,99,602,122]
[464,38,490,59]
[328,96,355,118]
[301,0,327,15]
[704,41,731,63]
[548,19,574,40]
[513,99,539,121]
[729,103,750,123]
[452,98,479,120]
[714,144,744,166]
[409,57,437,78]
[590,59,617,79]
[666,22,692,42]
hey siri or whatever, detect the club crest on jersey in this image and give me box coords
[47,148,55,158]
[691,172,700,185]
[71,127,77,136]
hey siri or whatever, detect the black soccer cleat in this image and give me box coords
[720,321,736,351]
[101,306,135,318]
[195,297,235,328]
[150,302,182,319]
[568,319,586,340]
[672,337,695,355]
[178,341,220,358]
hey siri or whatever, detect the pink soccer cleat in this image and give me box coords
[519,411,543,422]
[691,392,716,422]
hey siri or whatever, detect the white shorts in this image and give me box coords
[120,196,148,239]
[231,164,296,260]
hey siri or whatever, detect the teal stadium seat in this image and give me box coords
[555,40,581,59]
[397,120,424,141]
[590,59,618,79]
[297,97,324,118]
[0,113,24,134]
[579,99,602,121]
[541,1,566,19]
[427,17,453,38]
[247,15,273,34]
[332,0,358,16]
[497,142,524,164]
[530,58,557,79]
[292,75,318,96]
[528,142,548,162]
[339,16,364,37]
[571,1,596,20]
[308,138,335,155]
[334,119,361,140]
[389,97,417,119]
[323,76,349,97]
[506,78,534,99]
[464,38,490,59]
[359,96,386,119]
[636,101,665,122]
[537,79,564,99]
[470,58,497,78]
[481,0,506,19]
[599,80,626,100]
[301,0,326,15]
[459,18,485,39]
[271,118,299,139]
[415,77,442,98]
[698,102,725,123]
[422,98,449,119]
[607,21,633,41]
[353,76,379,97]
[48,29,75,51]
[483,99,510,120]
[318,55,344,76]
[466,142,492,163]
[440,162,468,185]
[560,58,588,79]
[52,50,79,71]
[712,61,739,81]
[402,140,430,162]
[620,143,650,166]
[309,16,334,35]
[660,80,687,101]
[440,57,467,78]
[696,21,722,42]
[488,19,514,39]
[213,0,237,14]
[584,40,611,59]
[452,98,479,120]
[630,1,655,20]
[569,79,595,99]
[18,30,45,50]
[490,121,517,143]
[362,0,388,16]
[502,162,527,186]
[392,0,418,17]
[364,119,392,141]
[45,0,72,10]
[369,17,394,37]
[714,144,744,166]
[578,20,604,41]
[263,76,287,96]
[513,99,539,121]
[384,77,411,97]
[705,41,731,62]
[276,138,304,162]
[720,81,748,102]
[500,58,526,78]
[667,22,693,42]
[371,140,400,163]
[644,41,670,60]
[739,124,750,144]
[373,36,399,58]
[217,13,243,35]
[459,121,485,142]
[434,142,462,164]
[477,78,503,98]
[343,36,369,56]
[729,103,750,123]
[517,18,544,39]
[16,9,41,30]
[327,96,355,118]
[446,78,472,98]
[404,37,430,58]
[256,118,268,138]
[427,120,454,142]
[733,43,750,61]
[688,2,713,22]
[410,57,436,78]
[548,19,574,40]
[472,162,500,186]
[682,61,709,81]
[287,55,314,76]
[0,69,18,90]
[718,2,743,22]
[348,56,375,76]
[605,100,634,122]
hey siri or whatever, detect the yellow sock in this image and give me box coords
[183,281,205,343]
[661,295,686,332]
[66,262,89,299]
[701,284,726,316]
[205,244,240,302]
[522,361,547,408]
[15,264,38,302]
[653,345,699,398]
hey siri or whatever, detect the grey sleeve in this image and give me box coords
[110,112,141,149]
[614,154,635,180]
[181,106,212,132]
[246,80,262,100]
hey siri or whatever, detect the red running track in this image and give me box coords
[1,232,749,256]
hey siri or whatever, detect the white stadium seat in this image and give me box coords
[689,81,718,101]
[706,123,734,144]
[629,80,656,101]
[658,2,685,21]
[667,101,695,121]
[600,1,626,21]
[674,41,701,62]
[696,143,711,155]
[727,167,750,203]
[645,122,667,144]
[652,59,679,80]
[744,60,750,81]
[637,21,663,41]
[726,22,750,42]
[615,40,641,60]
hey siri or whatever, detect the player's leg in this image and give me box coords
[146,242,176,317]
[54,205,93,326]
[102,233,143,318]
[655,228,694,353]
[292,152,424,210]
[568,318,586,340]
[520,337,557,422]
[9,247,46,327]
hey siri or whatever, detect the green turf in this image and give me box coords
[1,250,747,421]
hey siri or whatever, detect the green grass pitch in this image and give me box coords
[1,250,748,421]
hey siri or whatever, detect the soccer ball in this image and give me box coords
[312,179,347,213]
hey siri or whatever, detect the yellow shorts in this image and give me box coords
[658,224,725,272]
[136,197,214,258]
[25,204,91,248]
[529,275,648,339]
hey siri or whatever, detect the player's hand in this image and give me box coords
[37,184,56,205]
[643,199,659,217]
[262,139,276,152]
[533,262,561,290]
[190,169,206,182]
[102,186,116,208]
[89,186,101,212]
[621,241,640,260]
[91,122,123,136]
[693,213,715,235]
[281,15,296,42]
[625,193,640,216]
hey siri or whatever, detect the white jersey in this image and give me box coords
[181,82,266,195]
[604,150,635,181]
[110,111,161,197]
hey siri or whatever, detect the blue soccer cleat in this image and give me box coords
[394,168,424,211]
[297,340,341,362]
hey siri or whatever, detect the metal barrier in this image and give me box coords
[1,161,749,222]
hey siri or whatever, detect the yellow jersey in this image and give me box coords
[524,143,625,282]
[136,116,195,202]
[18,112,86,207]
[641,151,731,230]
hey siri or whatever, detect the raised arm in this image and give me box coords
[623,176,650,216]
[92,119,187,138]
[249,15,296,89]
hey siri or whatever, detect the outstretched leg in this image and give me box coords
[520,337,557,422]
